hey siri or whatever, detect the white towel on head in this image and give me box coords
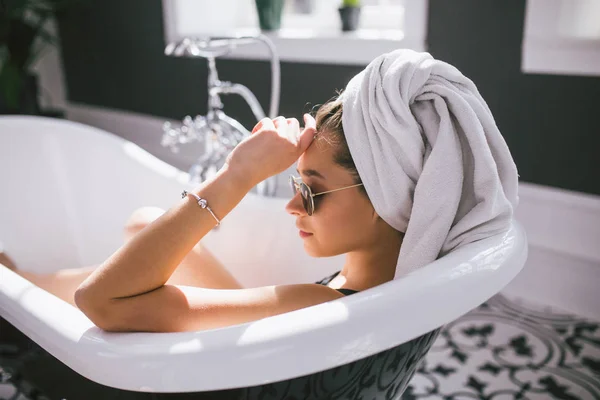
[340,49,519,279]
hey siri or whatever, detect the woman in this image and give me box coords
[2,101,402,333]
[1,49,518,333]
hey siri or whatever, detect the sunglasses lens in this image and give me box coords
[300,183,313,215]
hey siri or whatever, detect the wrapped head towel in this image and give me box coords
[340,49,519,279]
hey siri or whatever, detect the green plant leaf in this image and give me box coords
[342,0,360,7]
[0,61,23,109]
[6,18,38,69]
[2,0,32,19]
[1,0,86,76]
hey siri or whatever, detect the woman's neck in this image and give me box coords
[341,232,403,290]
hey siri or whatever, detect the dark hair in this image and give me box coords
[313,98,368,197]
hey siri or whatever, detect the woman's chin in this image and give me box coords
[303,242,338,258]
[302,241,320,257]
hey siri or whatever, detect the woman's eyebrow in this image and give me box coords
[296,168,326,180]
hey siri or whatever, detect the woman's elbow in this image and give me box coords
[74,284,95,313]
[74,287,117,331]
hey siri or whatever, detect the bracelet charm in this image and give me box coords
[181,190,221,226]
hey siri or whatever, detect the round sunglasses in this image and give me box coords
[289,175,364,216]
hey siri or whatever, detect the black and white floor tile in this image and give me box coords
[1,294,599,400]
[403,294,600,399]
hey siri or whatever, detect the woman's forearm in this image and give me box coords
[75,165,253,304]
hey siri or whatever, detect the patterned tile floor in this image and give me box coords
[403,294,600,399]
[1,294,599,400]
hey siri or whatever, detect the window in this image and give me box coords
[237,0,405,35]
[162,0,428,65]
[522,0,600,76]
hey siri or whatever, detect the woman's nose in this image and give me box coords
[285,192,307,216]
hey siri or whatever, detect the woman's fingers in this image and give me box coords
[252,117,275,134]
[272,116,300,143]
[251,121,261,134]
[252,115,308,149]
[298,114,317,152]
[251,120,263,134]
[261,118,276,131]
[231,114,316,183]
[286,118,299,129]
[272,117,286,137]
[272,116,285,126]
[286,118,300,143]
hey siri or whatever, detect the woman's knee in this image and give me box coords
[124,206,166,234]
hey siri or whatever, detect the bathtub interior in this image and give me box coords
[0,116,343,287]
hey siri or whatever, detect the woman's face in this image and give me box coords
[285,137,379,257]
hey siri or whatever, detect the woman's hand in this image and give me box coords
[225,114,317,186]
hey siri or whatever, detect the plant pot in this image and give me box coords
[338,6,361,32]
[255,0,285,31]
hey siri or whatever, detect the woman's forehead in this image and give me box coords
[298,139,333,170]
[297,140,354,183]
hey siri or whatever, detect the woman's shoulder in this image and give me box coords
[314,270,359,296]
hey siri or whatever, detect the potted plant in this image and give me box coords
[255,0,285,31]
[0,0,79,115]
[338,0,361,32]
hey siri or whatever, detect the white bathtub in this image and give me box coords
[0,116,528,399]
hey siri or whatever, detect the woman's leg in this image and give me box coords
[123,207,243,290]
[1,246,93,307]
[0,251,17,271]
[4,206,243,307]
[15,266,97,307]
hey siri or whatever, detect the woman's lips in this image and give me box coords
[299,230,313,238]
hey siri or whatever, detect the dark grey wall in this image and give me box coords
[57,0,600,196]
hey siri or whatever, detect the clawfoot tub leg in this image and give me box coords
[2,207,243,307]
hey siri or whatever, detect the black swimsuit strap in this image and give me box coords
[314,270,341,285]
[315,271,359,296]
[336,288,359,296]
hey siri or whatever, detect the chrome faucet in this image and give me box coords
[162,35,280,196]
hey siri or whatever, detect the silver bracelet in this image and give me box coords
[181,190,221,226]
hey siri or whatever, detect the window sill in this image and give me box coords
[522,0,600,77]
[521,36,600,77]
[199,28,426,66]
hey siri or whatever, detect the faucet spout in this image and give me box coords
[216,83,266,121]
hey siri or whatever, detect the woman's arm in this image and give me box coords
[74,165,252,308]
[75,115,319,331]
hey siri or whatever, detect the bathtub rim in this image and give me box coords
[0,220,528,393]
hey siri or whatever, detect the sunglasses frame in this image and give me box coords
[289,175,364,216]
